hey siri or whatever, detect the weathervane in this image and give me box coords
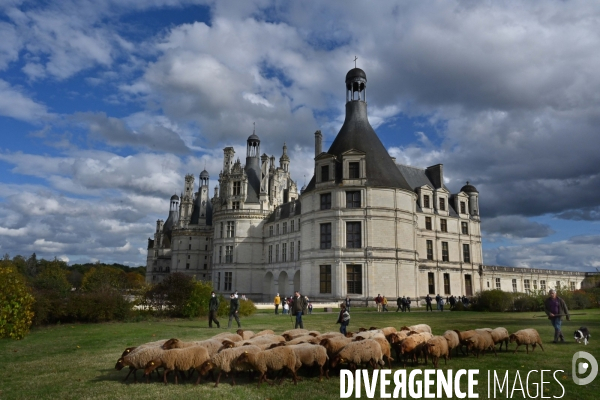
[353,56,358,68]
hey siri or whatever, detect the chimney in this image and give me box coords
[314,130,322,158]
[425,164,444,189]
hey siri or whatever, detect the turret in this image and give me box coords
[223,147,235,173]
[460,181,480,219]
[279,143,290,172]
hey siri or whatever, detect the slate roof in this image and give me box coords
[267,199,302,223]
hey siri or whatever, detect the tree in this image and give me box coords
[81,266,127,293]
[34,263,71,294]
[0,262,35,339]
[26,253,38,277]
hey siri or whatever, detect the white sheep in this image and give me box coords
[288,343,329,380]
[330,339,384,372]
[355,335,394,368]
[235,345,300,387]
[489,327,510,351]
[212,332,243,342]
[442,330,460,359]
[115,344,168,383]
[509,329,544,354]
[162,338,224,357]
[319,336,354,360]
[425,336,450,368]
[400,324,432,334]
[144,346,210,385]
[465,331,497,358]
[116,339,168,382]
[197,344,262,387]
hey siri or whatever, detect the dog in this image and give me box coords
[574,327,590,345]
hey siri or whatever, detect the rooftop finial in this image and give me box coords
[353,56,358,68]
[253,121,255,134]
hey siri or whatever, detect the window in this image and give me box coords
[276,224,280,235]
[487,281,490,288]
[320,265,332,293]
[203,264,207,270]
[442,242,449,262]
[298,219,301,230]
[423,195,430,208]
[188,244,192,250]
[218,246,222,263]
[428,272,435,294]
[269,225,273,237]
[268,245,273,263]
[233,181,241,196]
[283,222,287,234]
[232,201,240,210]
[346,191,361,208]
[298,241,301,260]
[349,162,360,179]
[425,217,432,230]
[512,279,517,292]
[440,219,447,232]
[496,278,501,290]
[460,201,466,214]
[461,222,468,235]
[290,242,294,261]
[320,193,332,210]
[220,222,224,238]
[290,220,295,232]
[320,223,332,249]
[275,244,279,262]
[224,272,232,291]
[186,263,190,270]
[439,198,446,211]
[443,273,450,295]
[556,281,561,290]
[463,244,471,263]
[426,240,434,260]
[465,275,473,296]
[225,246,233,263]
[524,279,531,292]
[533,280,538,290]
[282,243,287,262]
[321,165,330,182]
[347,264,362,294]
[570,282,576,291]
[227,221,235,237]
[540,280,546,291]
[346,222,361,248]
[217,272,221,290]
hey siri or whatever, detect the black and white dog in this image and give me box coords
[574,327,591,345]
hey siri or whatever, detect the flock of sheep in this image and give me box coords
[114,325,544,387]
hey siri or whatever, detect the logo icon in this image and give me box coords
[572,351,598,386]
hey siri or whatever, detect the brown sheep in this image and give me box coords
[212,332,244,342]
[162,338,224,357]
[426,336,450,368]
[319,336,354,360]
[453,329,478,355]
[442,330,460,359]
[400,324,432,334]
[465,331,497,358]
[254,329,275,337]
[144,346,210,385]
[235,346,299,388]
[330,339,384,372]
[509,329,544,354]
[489,327,510,351]
[399,332,433,367]
[388,331,410,361]
[288,343,330,380]
[236,329,255,340]
[197,344,262,387]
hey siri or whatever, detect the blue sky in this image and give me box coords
[1,0,599,271]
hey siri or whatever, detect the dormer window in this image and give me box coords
[321,165,330,182]
[439,198,446,211]
[349,162,360,179]
[233,181,241,196]
[460,201,466,214]
[423,195,430,208]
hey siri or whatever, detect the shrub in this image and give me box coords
[472,289,513,312]
[0,264,35,339]
[181,281,215,318]
[143,273,196,317]
[237,299,257,317]
[82,266,128,292]
[66,290,132,322]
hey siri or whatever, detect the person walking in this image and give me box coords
[337,304,350,335]
[401,296,407,312]
[382,296,389,312]
[425,294,433,312]
[544,289,570,343]
[449,295,456,310]
[308,303,313,314]
[208,291,220,328]
[435,294,442,311]
[439,297,445,312]
[292,291,307,329]
[406,297,412,312]
[375,294,383,312]
[274,293,281,315]
[227,293,241,329]
[283,301,289,315]
[396,296,402,312]
[345,296,351,312]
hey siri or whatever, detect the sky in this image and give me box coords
[1,0,599,271]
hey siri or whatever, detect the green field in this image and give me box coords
[1,308,598,399]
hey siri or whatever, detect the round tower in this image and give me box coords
[460,181,480,219]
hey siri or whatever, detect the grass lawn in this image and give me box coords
[1,308,599,399]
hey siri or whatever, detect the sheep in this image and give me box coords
[239,335,286,349]
[454,329,479,355]
[356,330,384,340]
[236,329,255,340]
[282,328,309,337]
[144,346,210,385]
[425,336,450,368]
[465,331,497,358]
[388,331,411,361]
[283,331,312,341]
[355,335,394,368]
[286,335,321,345]
[315,332,345,340]
[115,345,166,383]
[197,344,262,387]
[212,332,243,342]
[442,330,460,359]
[399,332,433,367]
[308,331,321,337]
[330,339,384,372]
[380,327,397,336]
[400,324,432,334]
[235,346,299,387]
[319,336,354,360]
[509,329,544,354]
[489,327,510,351]
[288,343,329,380]
[254,329,275,337]
[162,338,224,358]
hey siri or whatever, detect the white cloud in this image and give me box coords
[0,80,49,121]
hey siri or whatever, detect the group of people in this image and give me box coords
[422,294,470,311]
[374,294,390,312]
[208,290,243,329]
[273,293,313,316]
[395,296,412,312]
